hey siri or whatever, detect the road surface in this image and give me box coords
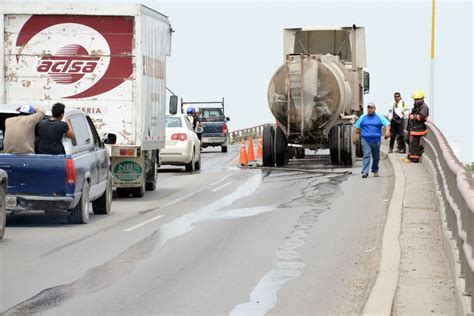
[0,145,392,315]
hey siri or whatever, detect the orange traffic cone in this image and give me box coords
[247,136,255,161]
[257,135,263,158]
[239,139,248,166]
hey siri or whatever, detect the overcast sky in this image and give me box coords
[2,0,473,161]
[156,0,473,162]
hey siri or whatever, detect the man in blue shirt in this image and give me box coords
[353,102,391,178]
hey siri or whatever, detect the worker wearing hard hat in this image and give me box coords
[388,92,409,153]
[404,90,430,163]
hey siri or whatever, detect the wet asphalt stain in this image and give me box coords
[231,174,347,315]
[40,172,238,258]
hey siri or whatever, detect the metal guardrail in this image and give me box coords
[424,122,474,313]
[230,124,273,144]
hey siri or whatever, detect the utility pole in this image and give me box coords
[430,0,436,122]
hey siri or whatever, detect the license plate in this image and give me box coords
[6,196,17,208]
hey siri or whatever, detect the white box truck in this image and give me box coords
[0,3,172,197]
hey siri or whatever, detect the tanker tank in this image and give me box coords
[267,54,354,134]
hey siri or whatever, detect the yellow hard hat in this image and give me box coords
[412,90,425,99]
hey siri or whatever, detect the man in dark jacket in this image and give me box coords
[405,90,429,163]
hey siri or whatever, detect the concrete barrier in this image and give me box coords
[424,122,474,315]
[230,124,273,144]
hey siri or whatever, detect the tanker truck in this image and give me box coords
[264,25,370,167]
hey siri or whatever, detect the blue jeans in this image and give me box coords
[361,138,381,174]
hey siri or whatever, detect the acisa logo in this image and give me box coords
[36,44,100,85]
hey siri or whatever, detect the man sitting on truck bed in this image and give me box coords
[3,105,44,154]
[36,103,75,155]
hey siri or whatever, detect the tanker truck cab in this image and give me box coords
[264,26,369,167]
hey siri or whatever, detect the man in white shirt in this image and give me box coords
[388,92,409,153]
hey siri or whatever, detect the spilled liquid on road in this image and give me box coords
[231,174,346,316]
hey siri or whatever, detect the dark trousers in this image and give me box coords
[389,120,406,152]
[408,132,426,163]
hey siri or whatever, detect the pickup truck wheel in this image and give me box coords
[131,181,145,198]
[221,145,228,153]
[69,181,90,224]
[116,188,130,198]
[0,186,6,240]
[93,175,112,215]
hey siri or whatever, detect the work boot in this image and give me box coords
[373,172,379,177]
[388,148,393,154]
[399,149,406,154]
[362,173,368,178]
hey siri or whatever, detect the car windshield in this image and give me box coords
[201,108,224,122]
[165,116,182,128]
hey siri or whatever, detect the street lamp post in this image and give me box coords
[430,0,436,122]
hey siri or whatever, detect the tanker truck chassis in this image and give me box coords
[263,26,369,167]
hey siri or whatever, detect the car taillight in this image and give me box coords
[223,123,228,134]
[171,133,187,141]
[66,158,76,185]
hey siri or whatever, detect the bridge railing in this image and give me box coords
[230,124,273,144]
[424,122,474,313]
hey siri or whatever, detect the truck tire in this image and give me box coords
[146,160,157,191]
[93,174,112,215]
[329,125,342,165]
[69,181,90,224]
[355,136,363,158]
[341,125,355,166]
[0,186,6,240]
[262,126,274,167]
[296,147,305,159]
[275,126,288,167]
[131,181,146,198]
[221,145,228,153]
[116,188,130,198]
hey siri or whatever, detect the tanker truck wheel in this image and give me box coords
[262,126,275,167]
[275,126,288,167]
[329,125,342,165]
[295,147,305,159]
[341,125,355,166]
[355,136,363,158]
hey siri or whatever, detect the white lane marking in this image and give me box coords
[123,215,165,232]
[211,182,231,192]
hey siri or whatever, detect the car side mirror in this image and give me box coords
[103,133,117,145]
[169,95,178,115]
[226,117,230,122]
